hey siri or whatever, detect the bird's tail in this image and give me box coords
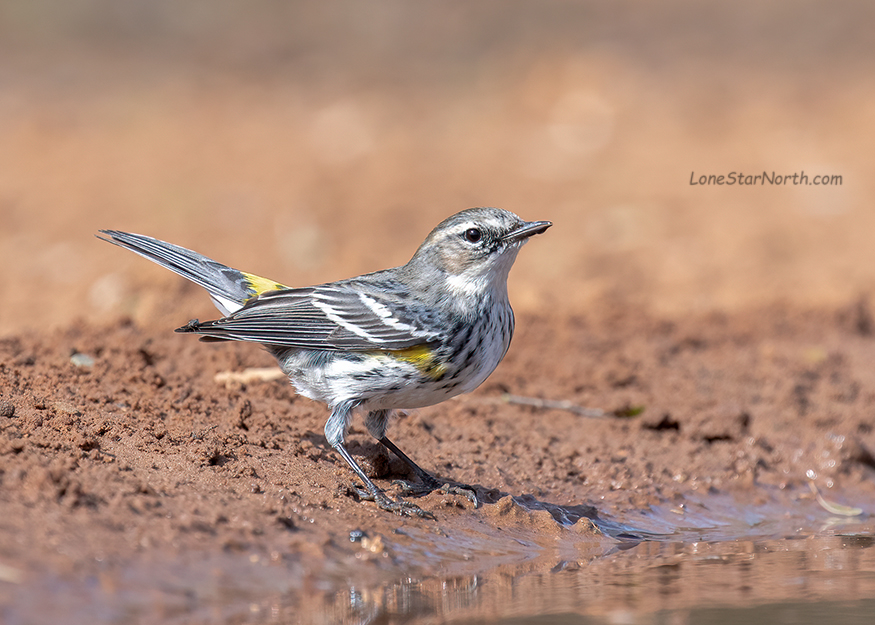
[97,230,288,316]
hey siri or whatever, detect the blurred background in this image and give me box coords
[1,0,873,335]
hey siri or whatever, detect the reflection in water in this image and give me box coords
[4,494,874,624]
[328,534,875,625]
[322,494,875,625]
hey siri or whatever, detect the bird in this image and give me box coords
[98,207,550,517]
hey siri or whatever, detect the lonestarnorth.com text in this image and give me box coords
[689,171,842,186]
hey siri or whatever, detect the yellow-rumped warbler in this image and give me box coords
[99,207,550,517]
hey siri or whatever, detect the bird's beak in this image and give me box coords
[503,220,552,243]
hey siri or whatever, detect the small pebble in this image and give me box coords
[70,353,95,368]
[0,401,14,418]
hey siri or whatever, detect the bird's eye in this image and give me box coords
[464,228,482,243]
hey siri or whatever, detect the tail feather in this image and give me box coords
[97,230,288,315]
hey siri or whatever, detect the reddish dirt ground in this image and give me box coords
[2,302,874,620]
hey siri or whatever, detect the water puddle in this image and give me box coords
[3,490,874,624]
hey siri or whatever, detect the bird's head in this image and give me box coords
[408,207,551,299]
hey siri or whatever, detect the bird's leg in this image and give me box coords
[378,435,479,507]
[325,404,433,518]
[331,444,435,519]
[363,409,477,507]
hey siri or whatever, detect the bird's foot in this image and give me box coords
[352,484,436,519]
[393,476,479,507]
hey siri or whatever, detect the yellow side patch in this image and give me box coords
[242,272,289,298]
[389,344,447,380]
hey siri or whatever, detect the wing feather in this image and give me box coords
[179,280,441,350]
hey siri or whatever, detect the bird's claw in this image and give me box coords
[351,484,435,519]
[393,478,479,508]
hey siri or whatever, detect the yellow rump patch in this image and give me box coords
[389,344,447,380]
[242,272,289,298]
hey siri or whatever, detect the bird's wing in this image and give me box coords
[177,280,442,350]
